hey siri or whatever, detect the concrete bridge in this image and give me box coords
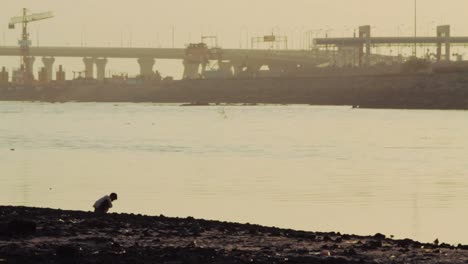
[314,25,468,66]
[0,46,332,80]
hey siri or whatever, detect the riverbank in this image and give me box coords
[1,206,468,263]
[1,72,468,109]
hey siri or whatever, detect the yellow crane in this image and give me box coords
[8,8,54,85]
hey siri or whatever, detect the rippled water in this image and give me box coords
[1,102,468,244]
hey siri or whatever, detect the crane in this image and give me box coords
[8,8,54,85]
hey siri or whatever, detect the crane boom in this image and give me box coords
[8,8,54,85]
[9,11,54,28]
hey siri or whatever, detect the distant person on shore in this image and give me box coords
[93,193,118,214]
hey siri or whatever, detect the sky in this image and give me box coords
[1,0,468,78]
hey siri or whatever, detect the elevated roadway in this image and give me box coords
[0,46,185,59]
[315,37,468,45]
[0,46,333,79]
[314,25,468,65]
[0,46,330,63]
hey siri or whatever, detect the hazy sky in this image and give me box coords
[1,0,468,78]
[2,0,468,48]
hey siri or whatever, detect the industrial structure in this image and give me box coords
[314,25,467,67]
[8,8,54,85]
[2,8,468,85]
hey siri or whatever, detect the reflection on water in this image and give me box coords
[1,102,468,244]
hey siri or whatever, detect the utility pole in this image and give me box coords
[246,29,249,50]
[171,26,175,48]
[414,0,417,57]
[81,26,87,47]
[130,30,133,47]
[156,32,159,47]
[36,28,39,47]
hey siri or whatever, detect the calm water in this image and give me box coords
[1,102,468,244]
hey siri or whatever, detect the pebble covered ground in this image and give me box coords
[1,206,468,263]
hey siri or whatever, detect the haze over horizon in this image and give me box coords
[1,0,468,78]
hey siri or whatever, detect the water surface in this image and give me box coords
[1,102,467,244]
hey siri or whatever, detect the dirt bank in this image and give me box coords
[1,206,468,263]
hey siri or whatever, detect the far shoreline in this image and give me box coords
[2,72,468,110]
[1,100,468,112]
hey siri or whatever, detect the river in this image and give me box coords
[1,102,467,244]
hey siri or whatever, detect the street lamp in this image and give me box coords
[397,24,405,55]
[292,27,312,50]
[397,24,405,37]
[413,0,417,56]
[324,27,332,38]
[305,29,321,50]
[81,26,86,47]
[427,20,435,35]
[240,25,249,49]
[171,25,175,48]
[313,29,322,46]
[343,26,351,37]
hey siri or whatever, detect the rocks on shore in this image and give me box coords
[0,219,36,236]
[1,206,468,264]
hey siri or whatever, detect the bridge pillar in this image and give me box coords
[218,61,234,78]
[446,40,451,62]
[436,25,451,62]
[83,57,95,79]
[232,64,245,77]
[337,46,358,67]
[41,57,55,82]
[230,59,249,77]
[137,58,155,77]
[245,62,262,78]
[358,25,371,66]
[182,59,200,79]
[0,67,8,83]
[24,56,36,80]
[267,63,286,76]
[56,65,66,82]
[95,58,108,81]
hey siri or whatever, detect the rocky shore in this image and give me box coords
[1,206,468,263]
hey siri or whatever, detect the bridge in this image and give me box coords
[314,25,468,66]
[0,45,332,81]
[2,24,467,82]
